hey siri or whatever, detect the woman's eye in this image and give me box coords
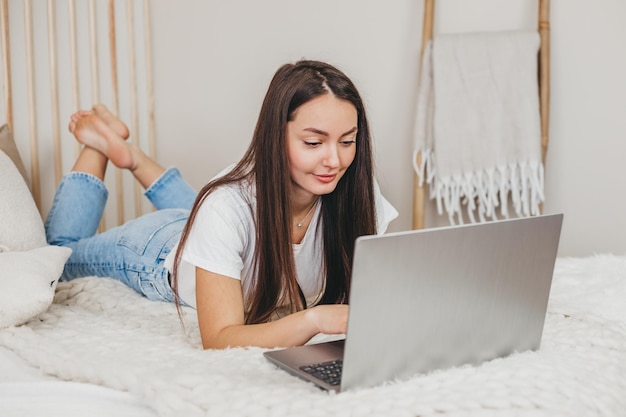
[341,140,356,146]
[304,141,321,147]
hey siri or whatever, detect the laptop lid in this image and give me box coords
[340,213,563,390]
[264,214,563,392]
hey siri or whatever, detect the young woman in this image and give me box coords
[45,60,398,349]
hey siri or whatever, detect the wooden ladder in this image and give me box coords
[412,0,551,229]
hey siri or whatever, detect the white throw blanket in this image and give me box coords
[2,255,626,416]
[414,31,544,223]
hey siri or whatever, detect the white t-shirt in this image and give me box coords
[165,178,398,311]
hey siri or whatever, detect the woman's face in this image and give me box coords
[286,93,358,199]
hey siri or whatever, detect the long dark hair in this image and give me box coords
[172,60,377,324]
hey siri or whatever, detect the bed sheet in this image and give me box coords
[0,347,157,417]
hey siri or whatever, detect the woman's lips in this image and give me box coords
[314,174,337,183]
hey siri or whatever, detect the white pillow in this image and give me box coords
[0,245,71,328]
[0,150,46,252]
[0,145,72,328]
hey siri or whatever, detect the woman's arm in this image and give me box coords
[195,267,348,349]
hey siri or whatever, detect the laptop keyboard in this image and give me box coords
[300,359,343,387]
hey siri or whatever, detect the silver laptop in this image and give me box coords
[264,213,563,392]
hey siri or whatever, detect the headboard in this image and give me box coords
[0,0,156,230]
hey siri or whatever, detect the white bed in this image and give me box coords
[2,2,626,415]
[2,243,626,416]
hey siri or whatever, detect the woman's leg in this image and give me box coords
[47,106,195,243]
[57,207,188,304]
[45,171,108,248]
[45,108,129,244]
[45,106,190,303]
[144,167,197,210]
[73,106,197,210]
[69,106,166,188]
[46,179,186,305]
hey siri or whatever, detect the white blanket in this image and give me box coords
[414,31,544,223]
[1,255,626,417]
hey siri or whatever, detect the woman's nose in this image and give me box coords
[323,145,340,167]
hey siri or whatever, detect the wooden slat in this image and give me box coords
[108,0,125,226]
[412,0,435,230]
[24,0,41,208]
[68,0,81,155]
[538,0,550,164]
[143,0,156,163]
[0,0,12,131]
[88,0,107,232]
[88,0,100,104]
[47,0,63,185]
[127,0,142,218]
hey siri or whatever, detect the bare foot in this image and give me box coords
[69,113,135,170]
[68,110,94,132]
[92,104,130,139]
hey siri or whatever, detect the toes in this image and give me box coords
[92,104,129,139]
[92,104,110,116]
[70,110,94,124]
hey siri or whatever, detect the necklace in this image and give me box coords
[296,199,319,228]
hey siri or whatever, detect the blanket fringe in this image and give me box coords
[414,149,545,224]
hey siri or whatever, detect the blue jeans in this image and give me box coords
[44,167,196,303]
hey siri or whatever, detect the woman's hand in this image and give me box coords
[305,304,349,335]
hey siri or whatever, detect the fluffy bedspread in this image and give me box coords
[1,255,626,417]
